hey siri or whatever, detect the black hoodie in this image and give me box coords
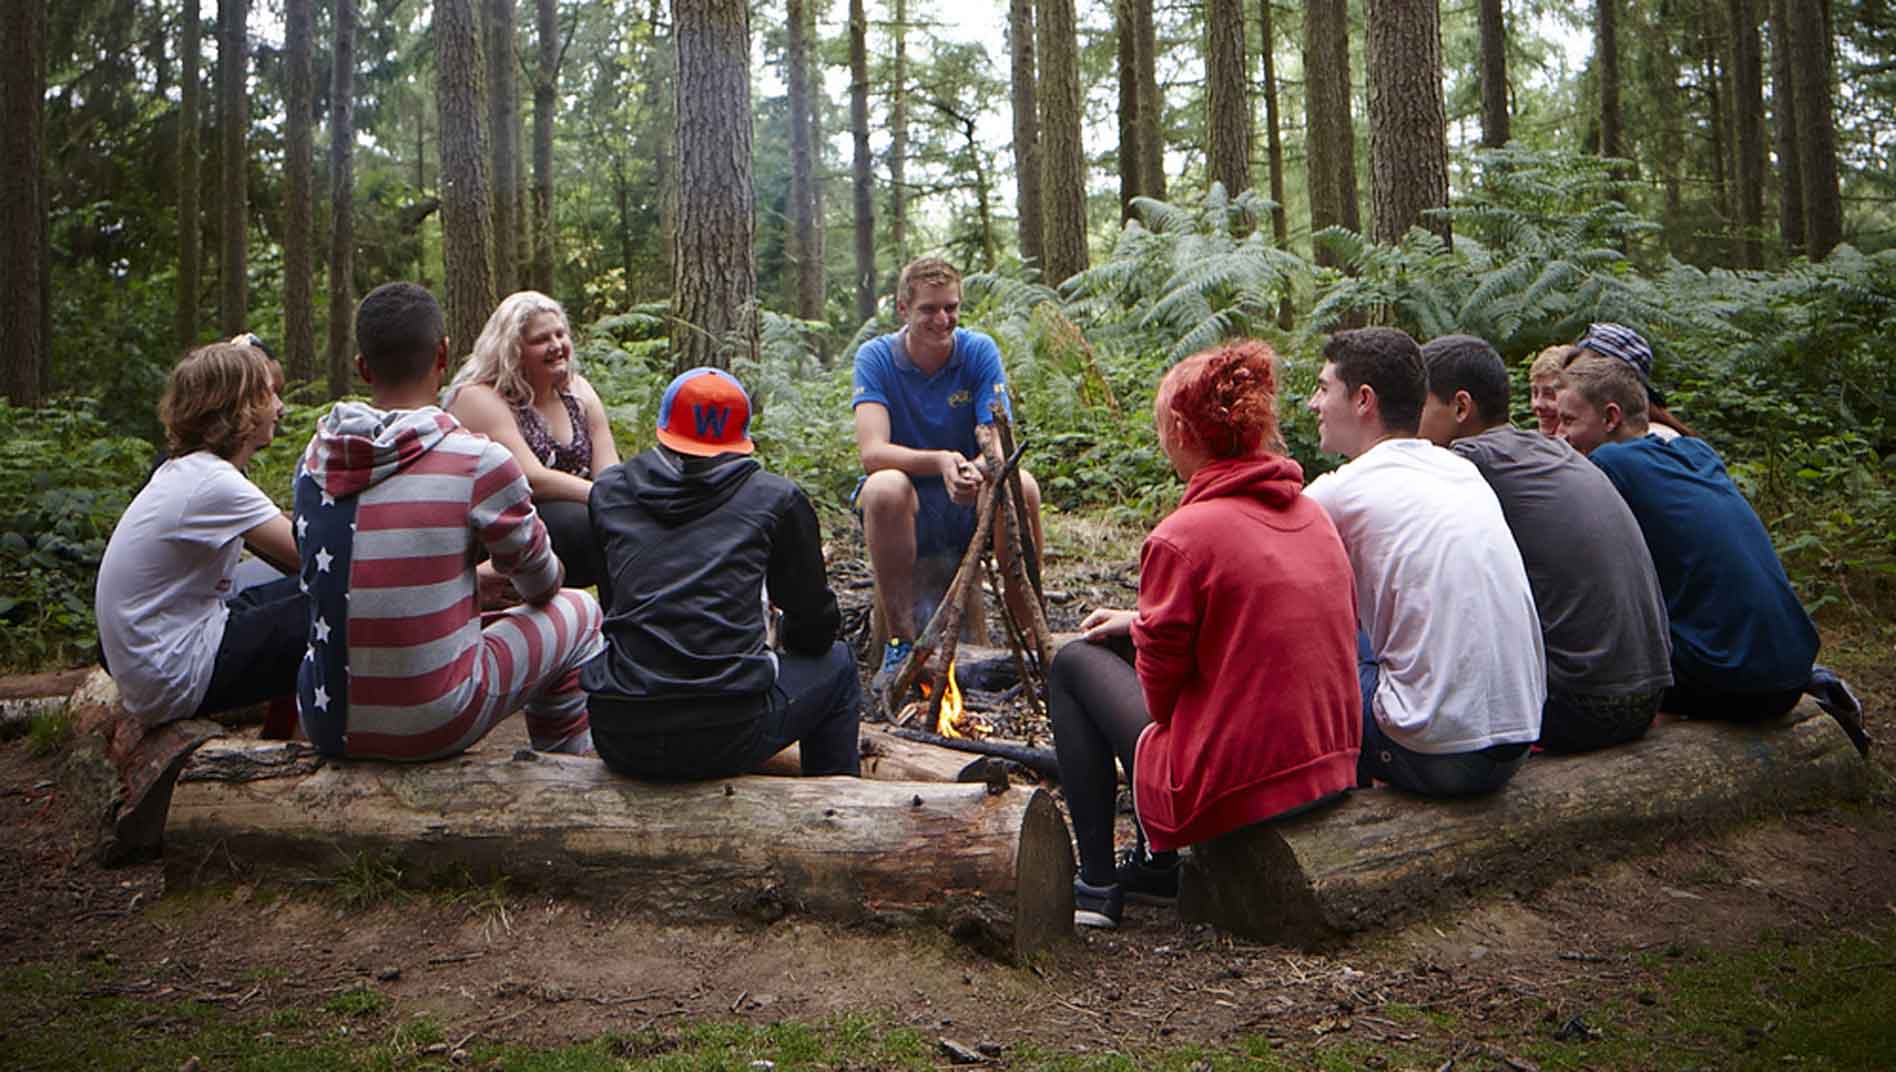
[579,447,842,732]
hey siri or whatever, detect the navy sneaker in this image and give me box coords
[1073,877,1123,929]
[1115,848,1181,906]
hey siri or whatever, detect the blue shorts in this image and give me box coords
[853,475,979,558]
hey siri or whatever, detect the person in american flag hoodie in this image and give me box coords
[292,282,603,760]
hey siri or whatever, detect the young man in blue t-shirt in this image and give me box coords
[1556,355,1870,756]
[852,257,1044,690]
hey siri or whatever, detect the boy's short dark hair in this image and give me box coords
[1323,327,1427,435]
[355,282,445,385]
[1420,334,1511,425]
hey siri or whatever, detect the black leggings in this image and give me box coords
[1048,637,1151,886]
[535,498,601,590]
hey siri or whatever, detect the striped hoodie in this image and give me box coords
[293,403,564,757]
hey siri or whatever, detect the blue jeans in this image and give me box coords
[1356,632,1529,798]
[593,641,863,780]
[195,574,308,718]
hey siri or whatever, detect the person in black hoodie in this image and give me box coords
[581,367,863,780]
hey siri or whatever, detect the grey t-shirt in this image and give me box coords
[1452,426,1673,697]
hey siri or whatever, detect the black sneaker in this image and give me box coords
[1073,877,1123,929]
[1115,848,1180,906]
[1808,665,1872,758]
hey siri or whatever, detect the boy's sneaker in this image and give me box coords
[871,638,915,705]
[1115,848,1181,905]
[1808,665,1872,758]
[1073,877,1123,929]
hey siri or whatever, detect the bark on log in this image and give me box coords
[759,727,1012,783]
[1179,703,1873,949]
[166,740,1075,961]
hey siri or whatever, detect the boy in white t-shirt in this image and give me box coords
[96,339,304,726]
[1303,327,1545,796]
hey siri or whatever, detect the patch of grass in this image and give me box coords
[322,987,388,1018]
[331,851,409,909]
[24,706,72,756]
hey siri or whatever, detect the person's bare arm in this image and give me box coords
[854,402,981,502]
[447,383,593,502]
[572,374,621,472]
[242,513,299,574]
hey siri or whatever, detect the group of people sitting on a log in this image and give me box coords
[95,255,1869,934]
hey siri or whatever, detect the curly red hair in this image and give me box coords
[1155,339,1284,458]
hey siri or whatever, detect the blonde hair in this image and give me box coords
[1560,356,1649,427]
[158,341,279,459]
[448,291,571,405]
[1529,344,1575,386]
[897,257,962,307]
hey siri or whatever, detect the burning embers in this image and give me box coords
[899,659,991,740]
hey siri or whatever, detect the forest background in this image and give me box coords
[0,0,1892,670]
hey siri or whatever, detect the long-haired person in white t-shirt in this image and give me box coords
[95,339,306,726]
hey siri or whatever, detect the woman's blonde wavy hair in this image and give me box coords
[158,341,278,460]
[447,291,571,405]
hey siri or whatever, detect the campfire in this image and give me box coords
[907,659,990,740]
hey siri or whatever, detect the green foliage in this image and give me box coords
[0,400,152,670]
[25,708,74,758]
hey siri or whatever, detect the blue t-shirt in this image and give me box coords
[1590,435,1817,693]
[851,328,1013,461]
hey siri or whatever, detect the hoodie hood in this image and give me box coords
[1178,453,1305,512]
[621,447,761,526]
[300,402,459,499]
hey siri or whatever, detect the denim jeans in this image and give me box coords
[1538,687,1662,754]
[593,641,863,780]
[1356,631,1529,797]
[195,574,308,718]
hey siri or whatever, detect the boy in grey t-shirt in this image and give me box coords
[1418,335,1673,752]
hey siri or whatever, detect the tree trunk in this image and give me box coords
[889,0,909,265]
[647,0,676,289]
[1768,0,1803,256]
[1259,0,1291,327]
[436,0,495,363]
[1704,43,1730,245]
[1134,0,1164,202]
[1477,0,1510,147]
[284,0,316,381]
[166,739,1074,964]
[217,0,249,336]
[177,4,203,352]
[1205,0,1252,200]
[787,0,823,320]
[1787,0,1842,258]
[1597,0,1622,167]
[1652,0,1687,258]
[1036,0,1089,285]
[531,0,558,293]
[849,0,876,320]
[1180,704,1868,948]
[1303,0,1360,266]
[0,0,45,405]
[327,0,357,399]
[1366,0,1451,246]
[1007,0,1044,272]
[1114,0,1142,220]
[486,0,518,296]
[1727,0,1765,268]
[670,0,757,372]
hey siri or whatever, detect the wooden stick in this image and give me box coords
[989,405,1045,605]
[979,426,1055,669]
[885,726,1062,779]
[983,552,1046,721]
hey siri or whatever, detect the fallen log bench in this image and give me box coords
[1179,701,1874,950]
[165,738,1076,962]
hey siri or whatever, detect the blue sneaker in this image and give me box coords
[1073,878,1123,929]
[872,638,915,704]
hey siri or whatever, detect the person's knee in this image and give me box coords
[1017,468,1042,517]
[858,469,918,520]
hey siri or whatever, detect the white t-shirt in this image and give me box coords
[95,451,283,722]
[1305,438,1546,753]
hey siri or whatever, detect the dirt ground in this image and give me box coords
[5,529,1895,1066]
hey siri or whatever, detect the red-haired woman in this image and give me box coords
[1051,340,1363,928]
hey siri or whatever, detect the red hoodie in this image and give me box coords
[1131,454,1362,852]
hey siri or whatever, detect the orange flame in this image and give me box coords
[936,659,968,739]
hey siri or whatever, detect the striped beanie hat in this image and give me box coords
[1574,323,1654,382]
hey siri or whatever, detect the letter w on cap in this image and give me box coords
[693,404,731,439]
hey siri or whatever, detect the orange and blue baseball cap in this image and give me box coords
[656,367,755,456]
